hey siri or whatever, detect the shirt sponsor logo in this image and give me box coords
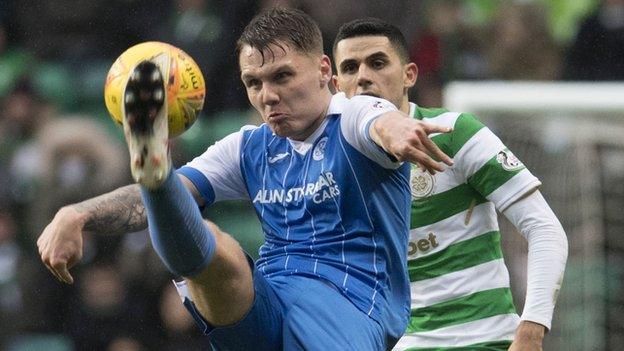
[268,152,290,164]
[253,171,340,204]
[410,165,435,199]
[313,137,328,161]
[408,233,439,257]
[496,149,524,171]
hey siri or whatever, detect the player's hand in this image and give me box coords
[509,321,545,351]
[37,206,86,284]
[371,111,453,173]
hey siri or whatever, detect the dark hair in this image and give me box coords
[237,7,323,64]
[333,18,409,63]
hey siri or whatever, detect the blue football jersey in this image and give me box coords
[179,93,411,338]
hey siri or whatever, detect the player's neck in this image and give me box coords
[291,112,327,142]
[290,90,332,141]
[399,96,410,115]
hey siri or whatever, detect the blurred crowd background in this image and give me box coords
[1,0,623,350]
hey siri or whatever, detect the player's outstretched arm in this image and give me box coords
[503,190,568,350]
[73,184,148,235]
[37,175,203,284]
[37,184,146,284]
[369,111,454,173]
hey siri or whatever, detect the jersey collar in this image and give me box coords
[286,93,342,155]
[409,102,421,120]
[288,113,330,155]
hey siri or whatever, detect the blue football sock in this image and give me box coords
[141,171,215,277]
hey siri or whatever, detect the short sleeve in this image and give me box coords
[448,114,541,211]
[338,94,401,169]
[177,126,254,205]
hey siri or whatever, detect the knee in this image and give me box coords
[203,219,221,236]
[203,220,234,252]
[196,220,250,279]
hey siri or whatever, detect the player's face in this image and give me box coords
[239,43,332,141]
[333,36,417,114]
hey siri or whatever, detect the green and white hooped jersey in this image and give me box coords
[394,104,541,351]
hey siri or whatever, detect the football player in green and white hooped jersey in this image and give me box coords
[332,18,568,351]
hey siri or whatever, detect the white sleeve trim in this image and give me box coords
[502,190,568,331]
[338,94,402,169]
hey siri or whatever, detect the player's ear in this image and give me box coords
[320,55,332,88]
[404,62,418,89]
[331,75,341,92]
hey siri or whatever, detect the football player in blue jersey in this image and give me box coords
[38,8,453,350]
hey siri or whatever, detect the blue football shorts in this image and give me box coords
[175,259,386,350]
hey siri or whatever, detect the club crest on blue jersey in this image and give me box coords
[313,136,328,161]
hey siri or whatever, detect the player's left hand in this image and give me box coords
[37,206,86,284]
[509,321,546,351]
